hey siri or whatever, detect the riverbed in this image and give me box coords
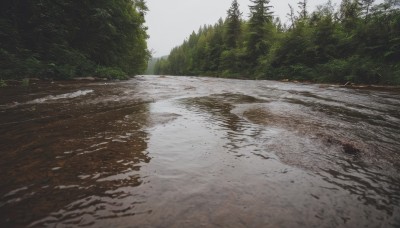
[1,75,399,227]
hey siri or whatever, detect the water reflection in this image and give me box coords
[319,158,400,215]
[0,81,151,227]
[180,94,267,157]
[181,92,400,217]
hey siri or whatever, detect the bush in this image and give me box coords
[0,79,7,87]
[0,48,19,79]
[21,57,43,77]
[315,56,385,84]
[21,78,30,87]
[48,46,96,77]
[95,67,128,80]
[42,63,75,79]
[315,59,350,83]
[346,56,381,84]
[288,64,315,81]
[378,64,400,85]
[56,64,76,79]
[0,46,101,80]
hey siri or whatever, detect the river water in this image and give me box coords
[0,75,399,227]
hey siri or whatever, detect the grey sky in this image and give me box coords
[145,0,380,57]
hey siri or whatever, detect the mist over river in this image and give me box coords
[1,75,399,227]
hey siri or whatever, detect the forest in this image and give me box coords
[0,0,150,81]
[155,0,400,85]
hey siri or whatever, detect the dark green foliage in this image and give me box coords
[298,0,309,20]
[225,0,242,49]
[247,0,274,66]
[0,79,6,87]
[0,0,149,80]
[155,20,229,77]
[95,66,128,80]
[156,0,400,85]
[21,78,30,87]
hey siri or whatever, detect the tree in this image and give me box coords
[298,0,308,20]
[0,0,150,79]
[310,4,340,63]
[287,4,297,29]
[154,0,400,85]
[339,0,362,29]
[225,0,242,49]
[247,0,273,66]
[360,0,375,19]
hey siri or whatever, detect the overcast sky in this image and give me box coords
[145,0,381,57]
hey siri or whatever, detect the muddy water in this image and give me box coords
[0,76,399,227]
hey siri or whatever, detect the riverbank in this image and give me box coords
[0,76,114,87]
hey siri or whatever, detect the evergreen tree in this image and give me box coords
[225,0,242,49]
[360,0,375,19]
[155,0,400,85]
[298,0,308,20]
[247,0,273,66]
[0,0,150,79]
[287,4,297,29]
[339,0,362,29]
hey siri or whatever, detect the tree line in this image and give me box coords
[155,0,400,85]
[0,0,150,80]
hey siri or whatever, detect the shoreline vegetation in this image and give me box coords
[2,0,399,86]
[0,0,150,81]
[154,0,400,85]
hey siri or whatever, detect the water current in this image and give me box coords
[0,76,399,227]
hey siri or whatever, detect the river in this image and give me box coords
[1,75,399,227]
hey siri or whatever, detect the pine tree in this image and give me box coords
[225,0,242,49]
[297,0,308,20]
[0,0,150,79]
[339,0,362,29]
[247,0,273,65]
[360,0,375,19]
[287,4,297,29]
